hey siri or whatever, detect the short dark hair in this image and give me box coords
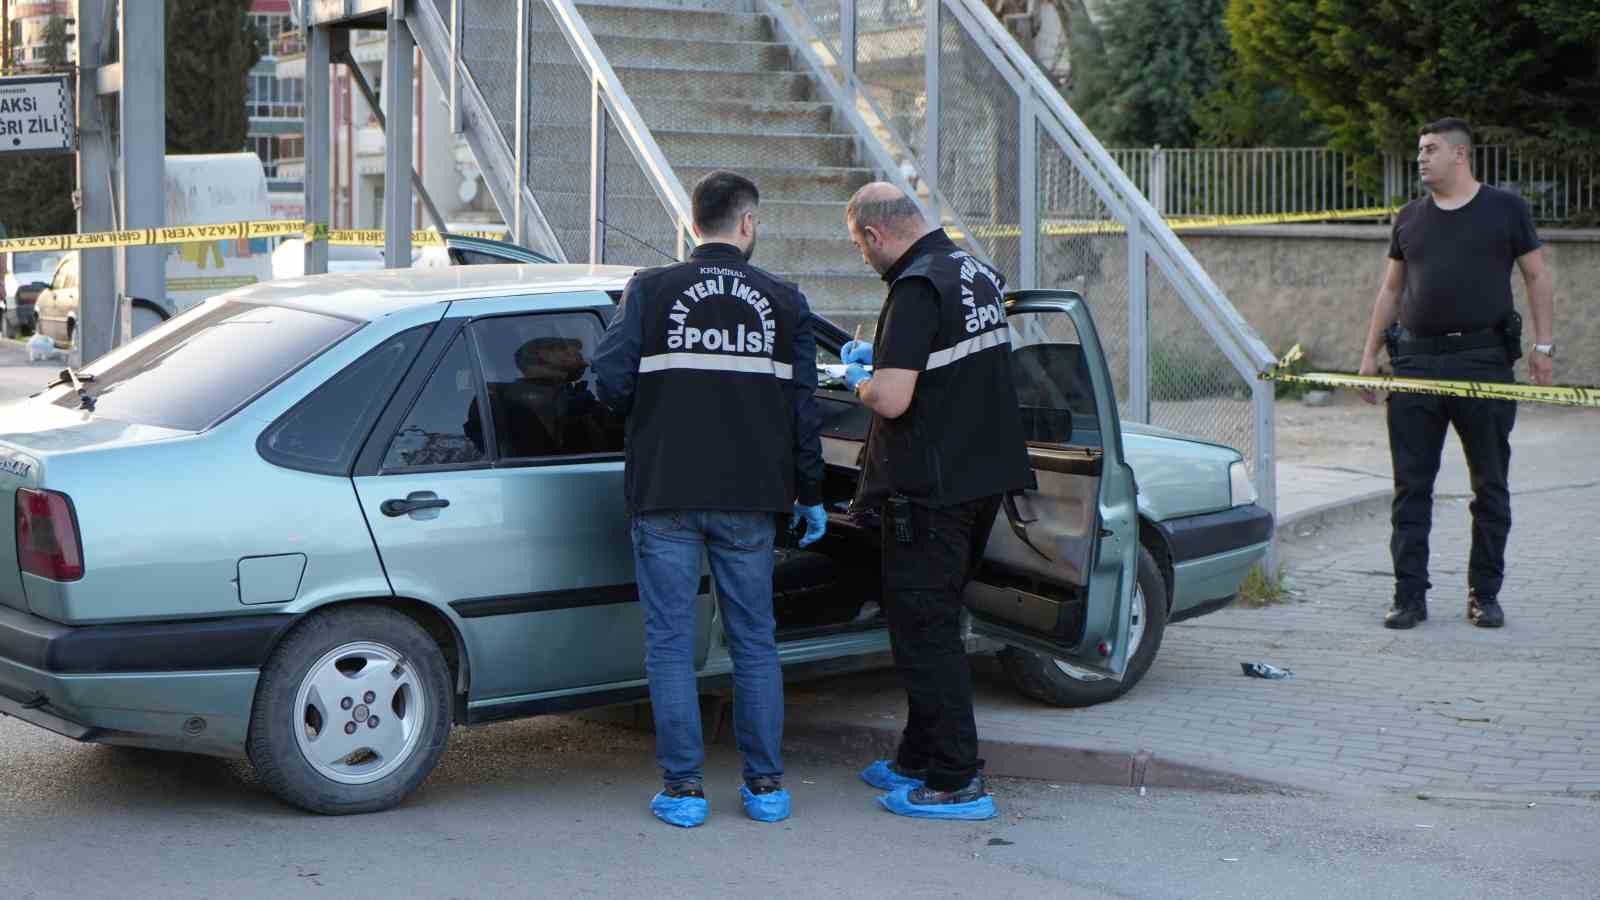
[1419,117,1473,148]
[692,170,759,235]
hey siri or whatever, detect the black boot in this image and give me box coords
[1468,591,1505,628]
[1384,596,1427,629]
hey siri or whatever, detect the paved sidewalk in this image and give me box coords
[783,398,1600,799]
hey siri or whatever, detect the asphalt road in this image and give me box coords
[3,713,1599,900]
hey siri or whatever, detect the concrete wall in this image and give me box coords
[1179,225,1600,385]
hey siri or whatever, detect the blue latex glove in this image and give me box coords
[843,364,871,391]
[790,502,827,548]
[841,339,873,366]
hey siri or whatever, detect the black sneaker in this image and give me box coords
[1384,597,1427,629]
[1468,592,1505,628]
[907,776,988,807]
[744,775,783,795]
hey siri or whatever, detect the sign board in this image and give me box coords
[0,74,73,155]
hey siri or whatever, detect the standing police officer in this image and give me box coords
[1357,118,1556,631]
[839,182,1034,821]
[592,171,826,828]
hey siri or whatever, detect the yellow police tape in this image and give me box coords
[1261,344,1600,409]
[948,206,1398,241]
[0,219,506,253]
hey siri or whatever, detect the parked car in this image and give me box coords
[32,252,172,345]
[269,232,557,280]
[0,265,1272,815]
[2,249,64,337]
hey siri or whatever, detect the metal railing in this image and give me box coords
[782,0,1281,542]
[409,0,694,265]
[1050,146,1600,224]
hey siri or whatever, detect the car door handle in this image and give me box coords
[381,495,450,517]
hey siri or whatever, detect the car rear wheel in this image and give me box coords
[999,544,1168,708]
[247,605,453,815]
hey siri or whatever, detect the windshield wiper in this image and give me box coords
[45,368,94,390]
[46,368,96,411]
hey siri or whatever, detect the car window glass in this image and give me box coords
[37,300,359,431]
[382,334,487,470]
[1007,312,1100,447]
[468,313,623,460]
[454,248,516,266]
[260,324,431,474]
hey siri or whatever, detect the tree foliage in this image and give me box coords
[1068,0,1321,148]
[165,0,261,154]
[1226,0,1600,162]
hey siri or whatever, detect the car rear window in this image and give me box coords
[42,301,360,432]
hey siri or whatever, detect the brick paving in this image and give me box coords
[788,478,1600,798]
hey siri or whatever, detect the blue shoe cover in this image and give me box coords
[876,786,997,821]
[651,791,708,828]
[860,759,923,791]
[740,785,791,822]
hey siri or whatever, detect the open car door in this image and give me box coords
[962,291,1139,680]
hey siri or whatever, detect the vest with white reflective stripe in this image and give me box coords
[853,235,1035,510]
[623,243,813,514]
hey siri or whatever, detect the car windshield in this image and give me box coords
[38,300,360,431]
[13,251,62,273]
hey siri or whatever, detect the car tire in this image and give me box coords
[247,604,453,815]
[999,544,1168,708]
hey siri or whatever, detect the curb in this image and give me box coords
[579,698,1299,796]
[776,715,1300,795]
[1274,488,1391,545]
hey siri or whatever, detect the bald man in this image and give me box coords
[840,183,1034,821]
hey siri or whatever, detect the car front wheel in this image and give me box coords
[247,605,453,815]
[999,544,1168,708]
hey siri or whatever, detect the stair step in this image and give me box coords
[522,30,794,73]
[525,126,858,168]
[631,95,835,134]
[526,156,873,201]
[576,0,756,12]
[534,191,858,238]
[779,272,887,319]
[571,3,774,42]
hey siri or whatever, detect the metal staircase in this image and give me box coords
[399,0,1282,549]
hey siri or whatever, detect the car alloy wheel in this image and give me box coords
[292,640,427,785]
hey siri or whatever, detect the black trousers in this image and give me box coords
[1386,346,1517,603]
[879,493,1002,792]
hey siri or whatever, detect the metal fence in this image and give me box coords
[772,0,1280,536]
[1045,146,1600,223]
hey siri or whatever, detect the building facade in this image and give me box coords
[2,0,74,72]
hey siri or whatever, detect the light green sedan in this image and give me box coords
[0,265,1270,815]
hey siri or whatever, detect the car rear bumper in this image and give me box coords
[0,605,295,756]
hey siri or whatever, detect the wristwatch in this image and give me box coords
[1533,343,1554,357]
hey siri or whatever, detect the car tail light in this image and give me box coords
[16,488,84,581]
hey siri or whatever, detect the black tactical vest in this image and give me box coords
[622,243,813,514]
[853,233,1036,510]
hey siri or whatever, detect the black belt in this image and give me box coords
[1396,329,1503,356]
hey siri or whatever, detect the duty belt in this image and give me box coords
[1395,328,1503,356]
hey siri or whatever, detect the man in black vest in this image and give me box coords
[592,171,825,828]
[1356,118,1556,631]
[840,182,1035,820]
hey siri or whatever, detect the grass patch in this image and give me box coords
[1234,562,1287,608]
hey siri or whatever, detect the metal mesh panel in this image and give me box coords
[602,119,682,267]
[938,14,1019,279]
[517,2,594,263]
[460,0,519,149]
[1146,259,1256,472]
[1036,134,1131,411]
[434,0,451,24]
[799,0,843,57]
[853,0,926,162]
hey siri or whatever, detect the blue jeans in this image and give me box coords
[631,509,783,786]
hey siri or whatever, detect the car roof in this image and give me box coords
[221,263,640,321]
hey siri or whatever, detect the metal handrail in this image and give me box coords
[540,0,696,254]
[946,0,1275,371]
